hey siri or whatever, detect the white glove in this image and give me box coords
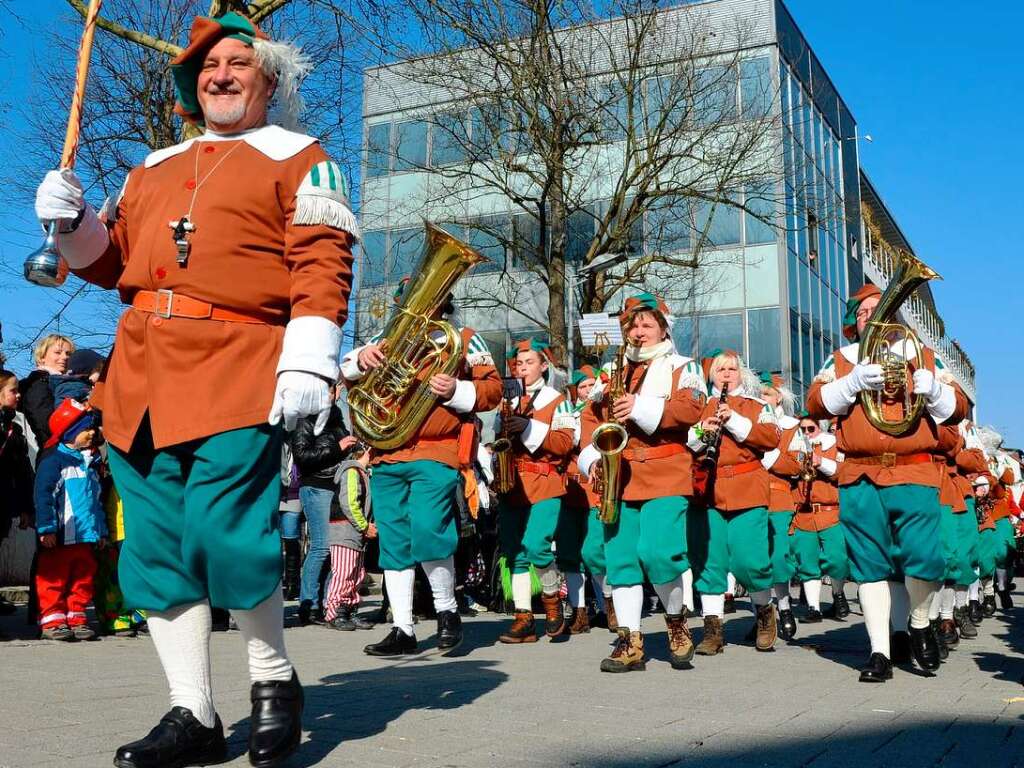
[850,360,885,392]
[820,359,884,416]
[912,368,942,401]
[268,371,333,434]
[35,169,85,230]
[913,367,956,422]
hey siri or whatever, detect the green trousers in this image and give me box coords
[838,480,944,583]
[994,517,1016,569]
[977,527,999,579]
[499,497,564,573]
[372,460,459,571]
[108,420,282,612]
[769,510,796,583]
[941,504,980,585]
[580,506,607,577]
[792,526,850,581]
[604,496,689,587]
[554,503,586,573]
[691,505,772,595]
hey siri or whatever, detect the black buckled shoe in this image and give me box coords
[858,652,893,683]
[248,672,303,768]
[364,626,418,656]
[114,707,226,768]
[436,609,463,654]
[908,625,940,671]
[778,609,797,641]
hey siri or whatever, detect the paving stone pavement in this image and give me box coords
[1,587,1023,768]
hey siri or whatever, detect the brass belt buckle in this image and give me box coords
[881,452,897,469]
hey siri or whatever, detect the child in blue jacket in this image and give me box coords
[34,398,107,641]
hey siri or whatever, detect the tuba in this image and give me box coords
[591,347,630,524]
[348,223,486,450]
[858,250,941,437]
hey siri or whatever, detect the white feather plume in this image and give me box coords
[253,39,312,132]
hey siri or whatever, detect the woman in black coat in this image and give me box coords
[18,334,75,450]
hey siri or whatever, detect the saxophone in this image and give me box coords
[591,347,630,524]
[490,382,520,495]
[348,223,486,450]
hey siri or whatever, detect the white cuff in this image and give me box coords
[687,426,706,452]
[818,457,838,477]
[442,379,477,413]
[927,382,956,424]
[55,205,108,268]
[340,348,364,381]
[761,448,781,470]
[520,418,549,454]
[578,444,600,478]
[820,378,857,416]
[275,315,343,380]
[724,411,752,442]
[628,394,665,435]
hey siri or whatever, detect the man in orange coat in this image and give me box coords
[35,13,355,768]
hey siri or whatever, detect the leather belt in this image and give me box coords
[717,460,762,479]
[844,452,933,469]
[132,289,271,325]
[517,459,558,477]
[623,443,684,462]
[770,478,791,492]
[808,503,839,514]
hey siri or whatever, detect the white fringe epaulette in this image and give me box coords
[293,160,361,239]
[464,333,494,367]
[551,399,578,431]
[676,359,706,393]
[757,402,778,425]
[814,355,837,384]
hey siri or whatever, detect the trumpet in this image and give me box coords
[591,347,629,525]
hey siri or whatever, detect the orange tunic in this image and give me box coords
[497,386,574,505]
[73,130,355,451]
[935,425,966,513]
[788,434,841,531]
[765,422,801,512]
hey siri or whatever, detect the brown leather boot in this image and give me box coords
[600,629,646,673]
[499,612,537,644]
[664,611,695,669]
[566,607,590,635]
[541,593,566,638]
[755,604,777,652]
[696,615,725,655]
[605,596,619,633]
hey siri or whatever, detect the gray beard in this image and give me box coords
[203,98,246,127]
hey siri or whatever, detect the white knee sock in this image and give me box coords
[233,588,293,683]
[996,568,1008,591]
[653,575,686,615]
[969,580,980,601]
[982,576,995,597]
[148,601,216,728]
[928,590,941,621]
[385,568,416,635]
[889,581,911,631]
[859,581,891,657]
[511,571,533,611]
[832,579,846,602]
[422,557,458,613]
[804,579,822,611]
[727,573,737,594]
[954,585,968,609]
[702,593,724,618]
[905,576,938,630]
[750,589,771,608]
[939,586,956,620]
[612,585,644,632]
[682,569,694,612]
[773,582,791,611]
[565,572,586,609]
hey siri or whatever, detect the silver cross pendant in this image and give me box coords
[169,217,196,266]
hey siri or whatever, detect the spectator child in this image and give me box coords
[324,443,376,630]
[33,398,107,641]
[0,370,34,616]
[49,348,104,404]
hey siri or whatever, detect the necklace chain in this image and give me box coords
[185,139,243,220]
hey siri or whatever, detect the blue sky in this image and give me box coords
[1,1,1021,443]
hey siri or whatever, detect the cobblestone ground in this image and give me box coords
[1,585,1022,768]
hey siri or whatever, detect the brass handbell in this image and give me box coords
[24,222,69,287]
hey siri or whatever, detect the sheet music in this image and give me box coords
[578,313,623,347]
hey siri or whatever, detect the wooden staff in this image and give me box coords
[60,0,103,169]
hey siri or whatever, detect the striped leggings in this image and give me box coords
[324,545,366,621]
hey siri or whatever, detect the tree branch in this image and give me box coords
[66,0,182,56]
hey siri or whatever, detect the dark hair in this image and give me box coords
[0,369,15,389]
[623,309,669,338]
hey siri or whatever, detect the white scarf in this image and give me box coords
[525,376,546,394]
[624,340,675,399]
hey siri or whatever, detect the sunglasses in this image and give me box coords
[801,426,817,433]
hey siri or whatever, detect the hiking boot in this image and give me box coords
[664,611,695,669]
[955,606,978,639]
[566,607,590,635]
[982,595,997,618]
[696,615,725,655]
[41,624,73,642]
[600,629,646,673]
[755,604,777,652]
[858,652,893,683]
[723,594,736,614]
[436,609,463,654]
[499,611,537,644]
[328,608,356,631]
[363,627,418,656]
[778,609,797,641]
[605,597,619,633]
[968,599,983,626]
[939,618,959,649]
[71,624,96,641]
[541,593,566,638]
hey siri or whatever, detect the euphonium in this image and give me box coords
[799,444,817,483]
[858,250,941,437]
[591,347,629,525]
[348,223,486,450]
[491,391,518,495]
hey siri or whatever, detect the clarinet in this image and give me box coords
[701,383,730,469]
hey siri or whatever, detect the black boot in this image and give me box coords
[824,592,850,620]
[890,631,912,664]
[955,606,978,639]
[908,625,940,671]
[939,617,959,649]
[297,600,324,627]
[436,609,463,654]
[364,626,418,656]
[114,707,226,768]
[327,607,355,631]
[968,599,983,625]
[248,671,303,768]
[282,540,300,601]
[930,619,948,661]
[998,589,1013,610]
[799,608,823,624]
[778,609,797,641]
[982,595,997,617]
[858,653,893,683]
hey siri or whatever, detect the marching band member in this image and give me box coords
[578,294,706,672]
[948,421,988,640]
[494,339,575,643]
[973,472,1000,618]
[787,416,849,622]
[806,284,969,683]
[34,13,358,766]
[759,373,801,639]
[688,349,781,654]
[978,427,1019,611]
[343,290,501,657]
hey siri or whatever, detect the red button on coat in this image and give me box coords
[152,316,163,327]
[204,145,215,154]
[155,267,167,280]
[185,179,196,190]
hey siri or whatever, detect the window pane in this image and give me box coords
[694,197,741,247]
[790,309,802,383]
[698,312,743,359]
[393,120,427,172]
[360,230,387,288]
[431,111,468,167]
[478,331,507,377]
[740,56,772,119]
[801,320,813,388]
[465,215,507,274]
[512,213,543,267]
[788,250,800,310]
[694,65,738,126]
[646,196,691,254]
[744,185,776,245]
[389,227,425,280]
[747,307,781,374]
[567,208,594,263]
[672,315,695,358]
[600,81,628,141]
[366,123,390,179]
[470,104,505,157]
